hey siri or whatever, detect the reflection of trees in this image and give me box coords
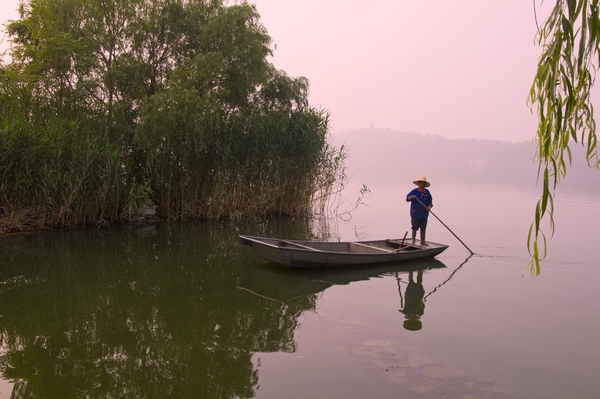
[0,221,318,398]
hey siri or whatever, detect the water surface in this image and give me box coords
[1,181,599,399]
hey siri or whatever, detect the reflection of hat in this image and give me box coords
[403,316,422,331]
[413,176,430,187]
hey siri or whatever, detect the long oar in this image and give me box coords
[414,198,474,255]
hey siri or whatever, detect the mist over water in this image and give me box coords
[333,128,600,195]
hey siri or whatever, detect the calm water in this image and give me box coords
[1,180,599,398]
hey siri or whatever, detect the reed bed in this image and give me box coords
[0,117,128,233]
[136,106,343,221]
[0,107,344,234]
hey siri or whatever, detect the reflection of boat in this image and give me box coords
[239,235,448,269]
[238,258,447,302]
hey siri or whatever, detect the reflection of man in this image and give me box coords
[399,270,425,331]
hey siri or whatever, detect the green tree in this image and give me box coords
[5,0,272,139]
[528,0,600,273]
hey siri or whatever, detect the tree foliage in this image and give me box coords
[528,0,600,273]
[0,0,344,232]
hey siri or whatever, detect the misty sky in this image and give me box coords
[1,1,558,143]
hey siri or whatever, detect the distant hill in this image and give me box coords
[332,128,600,193]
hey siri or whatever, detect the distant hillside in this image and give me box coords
[332,128,600,192]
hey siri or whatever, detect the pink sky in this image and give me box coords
[2,1,550,142]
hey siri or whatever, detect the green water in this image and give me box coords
[0,220,319,398]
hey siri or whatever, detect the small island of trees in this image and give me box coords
[0,0,345,234]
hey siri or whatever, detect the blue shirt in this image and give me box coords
[406,188,432,220]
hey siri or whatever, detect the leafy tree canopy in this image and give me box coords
[3,0,310,129]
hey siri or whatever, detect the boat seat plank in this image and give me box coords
[350,242,393,253]
[386,239,418,252]
[280,240,324,252]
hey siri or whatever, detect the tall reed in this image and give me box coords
[135,100,344,221]
[1,105,344,233]
[0,116,151,233]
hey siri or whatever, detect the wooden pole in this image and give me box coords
[414,198,474,255]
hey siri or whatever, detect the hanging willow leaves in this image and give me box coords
[527,0,600,274]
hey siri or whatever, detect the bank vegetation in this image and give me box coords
[0,0,345,234]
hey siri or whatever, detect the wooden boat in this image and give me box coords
[239,235,449,269]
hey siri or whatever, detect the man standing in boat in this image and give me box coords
[406,176,433,246]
